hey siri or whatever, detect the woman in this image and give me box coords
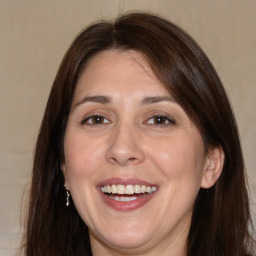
[21,12,255,256]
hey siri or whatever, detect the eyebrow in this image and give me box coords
[73,95,176,110]
[141,96,176,105]
[74,95,111,107]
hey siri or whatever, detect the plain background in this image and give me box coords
[0,0,255,255]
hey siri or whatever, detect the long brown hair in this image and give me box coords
[21,12,255,256]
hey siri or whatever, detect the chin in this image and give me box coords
[91,226,153,251]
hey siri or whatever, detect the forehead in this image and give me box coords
[84,49,153,76]
[74,49,169,100]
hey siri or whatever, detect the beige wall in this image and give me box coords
[0,0,255,255]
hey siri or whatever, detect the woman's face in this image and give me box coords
[63,50,217,255]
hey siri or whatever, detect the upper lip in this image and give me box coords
[97,177,158,187]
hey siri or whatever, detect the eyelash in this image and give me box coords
[145,115,176,126]
[81,115,110,125]
[81,114,175,127]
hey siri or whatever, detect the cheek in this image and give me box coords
[147,135,206,180]
[64,134,106,179]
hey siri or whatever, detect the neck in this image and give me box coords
[91,240,187,256]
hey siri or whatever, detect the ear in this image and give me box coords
[61,164,70,190]
[201,146,225,189]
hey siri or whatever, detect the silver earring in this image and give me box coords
[66,190,70,207]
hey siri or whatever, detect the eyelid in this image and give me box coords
[144,114,176,126]
[81,114,111,125]
[79,111,176,127]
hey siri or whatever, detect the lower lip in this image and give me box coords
[98,190,157,211]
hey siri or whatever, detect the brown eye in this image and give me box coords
[82,115,110,125]
[146,115,175,125]
[154,116,168,124]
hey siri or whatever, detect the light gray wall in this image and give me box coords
[0,1,255,255]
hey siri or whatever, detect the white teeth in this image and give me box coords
[146,186,152,193]
[111,184,117,194]
[107,185,111,193]
[126,185,134,194]
[134,185,141,194]
[152,186,157,192]
[101,184,157,195]
[109,196,139,202]
[117,184,126,194]
[141,185,146,193]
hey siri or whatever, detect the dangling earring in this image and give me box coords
[66,190,70,207]
[64,184,70,207]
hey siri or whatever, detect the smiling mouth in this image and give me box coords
[100,184,158,202]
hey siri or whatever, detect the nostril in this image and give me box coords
[108,156,139,166]
[126,157,140,165]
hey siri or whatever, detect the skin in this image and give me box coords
[62,50,224,256]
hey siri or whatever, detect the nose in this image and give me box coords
[106,124,145,166]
